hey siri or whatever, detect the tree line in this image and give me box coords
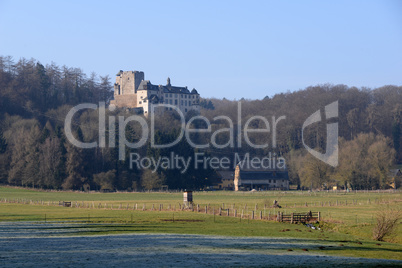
[200,85,401,189]
[0,56,400,190]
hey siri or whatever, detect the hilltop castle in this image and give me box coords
[110,70,200,115]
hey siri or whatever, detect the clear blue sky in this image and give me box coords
[0,0,401,99]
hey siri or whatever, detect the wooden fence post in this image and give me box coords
[291,213,294,224]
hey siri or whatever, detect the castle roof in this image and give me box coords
[138,80,198,95]
[137,80,159,91]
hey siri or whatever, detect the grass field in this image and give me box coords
[0,186,401,260]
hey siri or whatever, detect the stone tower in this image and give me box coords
[114,70,144,95]
[111,70,144,108]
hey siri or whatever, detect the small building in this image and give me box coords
[234,164,289,191]
[216,170,235,190]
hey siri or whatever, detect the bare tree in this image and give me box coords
[373,207,401,241]
[141,169,165,190]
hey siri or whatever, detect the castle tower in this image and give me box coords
[111,70,144,108]
[114,70,144,95]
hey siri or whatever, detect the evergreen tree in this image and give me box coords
[0,130,7,154]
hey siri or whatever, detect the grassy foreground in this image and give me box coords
[0,186,401,260]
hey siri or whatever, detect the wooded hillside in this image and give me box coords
[0,56,400,190]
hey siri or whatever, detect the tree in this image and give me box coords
[297,153,332,190]
[0,129,7,154]
[62,142,86,190]
[392,121,401,162]
[337,133,395,189]
[373,207,401,241]
[141,169,165,190]
[39,136,62,188]
[93,170,116,191]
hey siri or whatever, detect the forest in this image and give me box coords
[0,56,400,191]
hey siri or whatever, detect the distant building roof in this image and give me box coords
[239,170,289,181]
[217,170,234,180]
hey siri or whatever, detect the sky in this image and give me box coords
[0,0,401,99]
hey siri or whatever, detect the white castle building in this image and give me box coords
[110,70,200,115]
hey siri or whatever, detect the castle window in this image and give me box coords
[169,100,172,105]
[185,108,187,112]
[181,100,183,105]
[175,100,178,105]
[170,93,172,97]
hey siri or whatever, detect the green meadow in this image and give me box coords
[0,186,401,260]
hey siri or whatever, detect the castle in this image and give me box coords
[110,70,200,115]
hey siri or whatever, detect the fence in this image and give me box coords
[277,211,320,223]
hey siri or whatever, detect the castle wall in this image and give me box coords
[110,94,137,108]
